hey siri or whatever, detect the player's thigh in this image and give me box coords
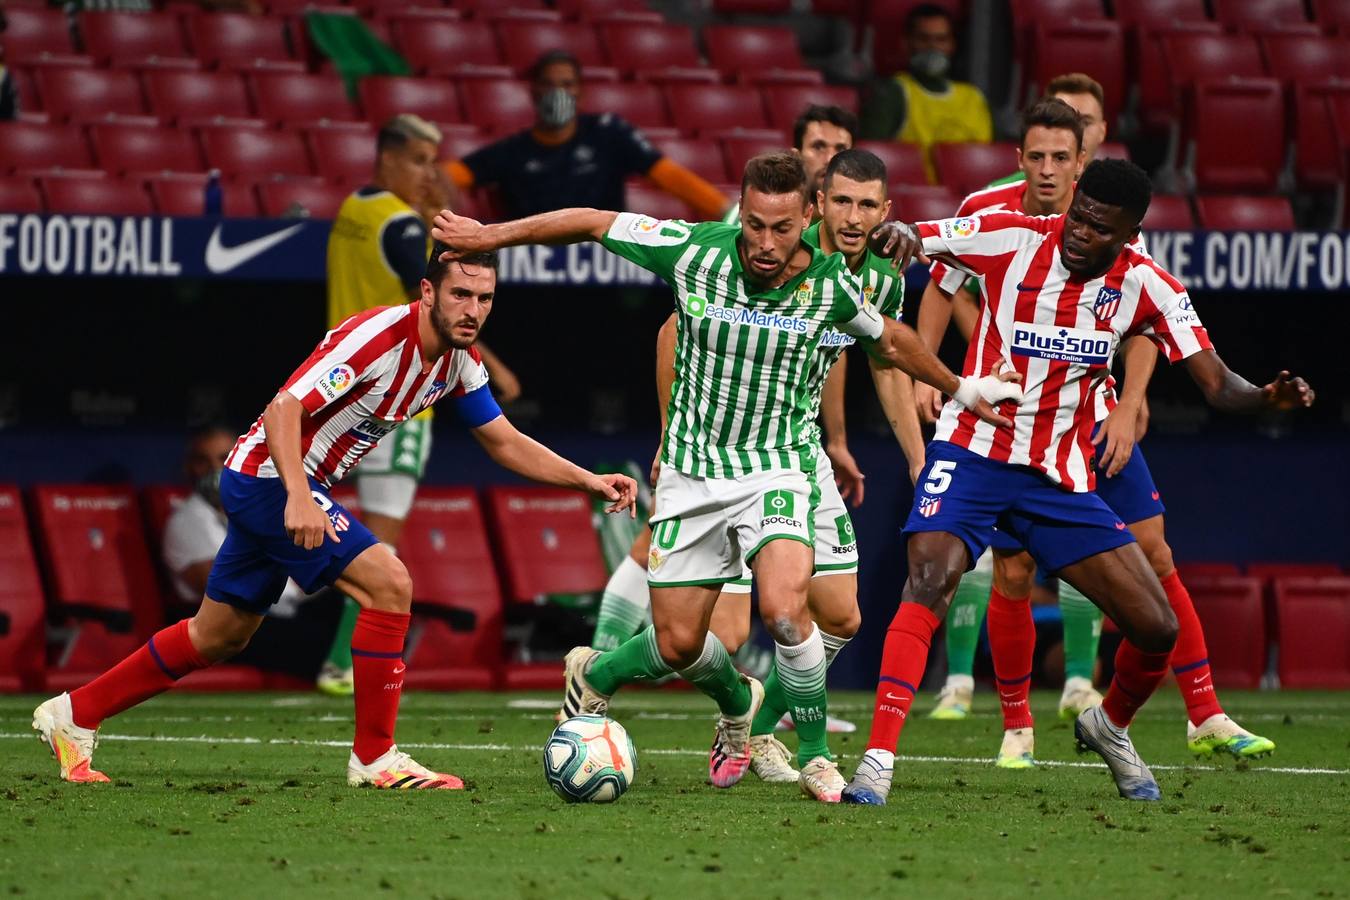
[750,538,814,637]
[728,468,815,631]
[647,469,743,589]
[334,543,413,613]
[649,583,722,664]
[1059,543,1176,653]
[807,572,859,637]
[190,595,266,661]
[708,589,753,653]
[992,546,1037,597]
[628,526,652,568]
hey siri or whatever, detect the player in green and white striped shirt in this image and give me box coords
[430,153,1020,799]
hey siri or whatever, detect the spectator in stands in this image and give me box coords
[859,3,992,181]
[0,16,17,122]
[443,50,729,220]
[722,104,857,222]
[1044,72,1107,161]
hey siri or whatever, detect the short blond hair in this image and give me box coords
[378,114,442,151]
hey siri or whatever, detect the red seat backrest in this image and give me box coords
[1029,21,1125,124]
[202,128,314,179]
[484,486,607,601]
[624,179,698,221]
[1189,77,1285,193]
[190,13,292,66]
[1274,576,1350,688]
[0,175,45,213]
[458,79,534,133]
[703,25,804,74]
[401,488,504,615]
[855,140,928,187]
[258,179,349,218]
[147,71,254,124]
[600,23,700,74]
[393,18,502,73]
[651,135,731,182]
[891,184,963,221]
[0,8,77,63]
[1194,195,1295,231]
[580,82,671,129]
[252,73,361,127]
[931,142,1021,198]
[40,175,154,216]
[91,124,205,176]
[1183,575,1266,689]
[0,485,47,690]
[496,21,606,73]
[1140,194,1196,231]
[760,84,858,131]
[80,11,189,66]
[360,76,465,127]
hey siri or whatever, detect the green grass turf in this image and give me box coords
[1,688,1347,899]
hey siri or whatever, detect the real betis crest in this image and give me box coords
[862,284,875,305]
[794,279,814,304]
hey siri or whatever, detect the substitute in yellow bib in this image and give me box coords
[858,4,992,182]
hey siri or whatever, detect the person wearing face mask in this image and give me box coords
[859,3,992,181]
[443,51,729,220]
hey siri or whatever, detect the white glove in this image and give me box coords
[953,374,1023,410]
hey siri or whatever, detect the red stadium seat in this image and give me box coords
[739,69,826,87]
[1140,194,1196,230]
[496,21,605,73]
[392,18,502,75]
[1313,0,1350,33]
[91,124,205,178]
[251,73,361,127]
[1010,0,1106,21]
[147,71,254,125]
[459,79,535,133]
[1163,33,1267,105]
[359,76,463,127]
[40,175,155,215]
[356,0,455,16]
[140,485,189,555]
[651,135,730,182]
[722,134,793,182]
[666,84,768,135]
[308,126,377,183]
[1247,562,1345,579]
[579,81,670,129]
[624,179,699,220]
[1028,21,1125,123]
[0,175,44,212]
[0,7,80,65]
[483,486,608,602]
[0,486,46,692]
[35,68,149,124]
[855,141,931,188]
[203,128,314,180]
[79,11,191,68]
[760,84,858,130]
[891,184,963,221]
[0,122,94,173]
[641,68,722,87]
[1175,561,1243,579]
[1183,575,1266,689]
[1261,35,1350,87]
[1133,22,1224,132]
[1213,0,1309,31]
[1194,195,1295,230]
[453,0,548,13]
[712,0,793,11]
[1187,78,1284,192]
[438,126,495,163]
[1095,142,1131,162]
[931,142,1020,197]
[257,178,348,218]
[1113,0,1209,29]
[1293,81,1350,189]
[1274,577,1350,688]
[190,13,293,68]
[399,488,503,691]
[557,0,657,19]
[147,173,262,217]
[703,25,805,75]
[601,23,700,75]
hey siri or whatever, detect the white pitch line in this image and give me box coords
[3,732,1345,776]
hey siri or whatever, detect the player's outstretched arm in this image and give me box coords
[471,416,638,516]
[1093,336,1159,478]
[913,278,957,423]
[432,208,618,258]
[1183,350,1315,414]
[867,360,926,485]
[262,392,338,550]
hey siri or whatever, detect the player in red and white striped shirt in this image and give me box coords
[843,159,1314,805]
[33,248,637,789]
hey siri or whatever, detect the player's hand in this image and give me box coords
[431,209,491,259]
[913,381,944,424]
[825,442,865,507]
[953,362,1022,428]
[1134,395,1151,443]
[588,472,639,518]
[1261,371,1315,410]
[1092,402,1138,478]
[868,222,930,272]
[284,490,337,550]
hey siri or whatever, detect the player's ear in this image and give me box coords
[420,277,435,306]
[881,198,892,220]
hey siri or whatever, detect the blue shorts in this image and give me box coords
[206,469,379,615]
[904,441,1136,574]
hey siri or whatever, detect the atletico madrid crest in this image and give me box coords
[918,496,942,518]
[1093,286,1122,322]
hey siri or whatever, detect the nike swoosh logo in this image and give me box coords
[205,223,306,274]
[1115,522,1127,530]
[1151,491,1160,501]
[1192,674,1209,684]
[884,692,906,701]
[1016,282,1040,292]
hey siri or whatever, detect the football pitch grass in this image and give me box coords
[2,689,1347,899]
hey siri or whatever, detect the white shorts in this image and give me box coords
[352,418,431,520]
[647,467,818,588]
[718,445,858,592]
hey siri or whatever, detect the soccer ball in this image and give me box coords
[543,715,637,803]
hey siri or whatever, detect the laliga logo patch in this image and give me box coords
[317,364,356,402]
[942,217,979,240]
[918,496,942,518]
[1093,286,1122,322]
[629,215,660,235]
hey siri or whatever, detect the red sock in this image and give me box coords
[1162,571,1224,726]
[351,608,411,765]
[987,589,1035,731]
[865,603,940,753]
[1101,639,1171,728]
[69,619,211,729]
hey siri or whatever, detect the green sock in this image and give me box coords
[777,628,831,765]
[325,596,360,669]
[591,557,650,651]
[676,632,751,716]
[751,631,851,737]
[1059,582,1104,681]
[586,625,672,695]
[945,564,992,678]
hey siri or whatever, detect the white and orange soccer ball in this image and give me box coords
[543,715,637,803]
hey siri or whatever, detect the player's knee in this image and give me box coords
[656,627,704,670]
[993,553,1036,597]
[816,603,861,640]
[191,620,252,661]
[906,558,962,613]
[1129,594,1178,655]
[367,556,414,612]
[1143,539,1175,580]
[713,622,749,655]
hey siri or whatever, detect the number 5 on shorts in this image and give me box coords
[924,460,956,494]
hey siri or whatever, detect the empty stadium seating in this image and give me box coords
[497,21,606,72]
[761,84,859,130]
[1184,575,1267,689]
[147,70,255,124]
[703,25,805,75]
[359,76,463,127]
[652,136,730,182]
[600,23,700,75]
[855,141,929,188]
[625,180,699,221]
[190,13,293,69]
[39,175,155,216]
[147,173,263,217]
[458,79,535,133]
[1274,577,1350,688]
[258,179,349,218]
[891,184,963,221]
[0,122,95,173]
[203,128,314,180]
[1212,0,1310,30]
[92,123,205,176]
[391,18,502,76]
[1294,81,1350,190]
[579,81,671,129]
[1028,20,1125,122]
[0,486,45,692]
[722,134,793,180]
[308,127,378,182]
[1141,194,1196,231]
[0,176,45,213]
[1195,195,1296,230]
[1187,78,1285,193]
[252,73,361,127]
[1,7,83,66]
[666,83,769,135]
[931,142,1020,197]
[80,11,192,69]
[35,68,150,124]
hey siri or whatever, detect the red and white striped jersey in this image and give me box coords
[919,211,1211,492]
[226,302,489,486]
[929,179,1029,294]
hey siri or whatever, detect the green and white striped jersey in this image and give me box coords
[799,221,906,443]
[601,212,885,478]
